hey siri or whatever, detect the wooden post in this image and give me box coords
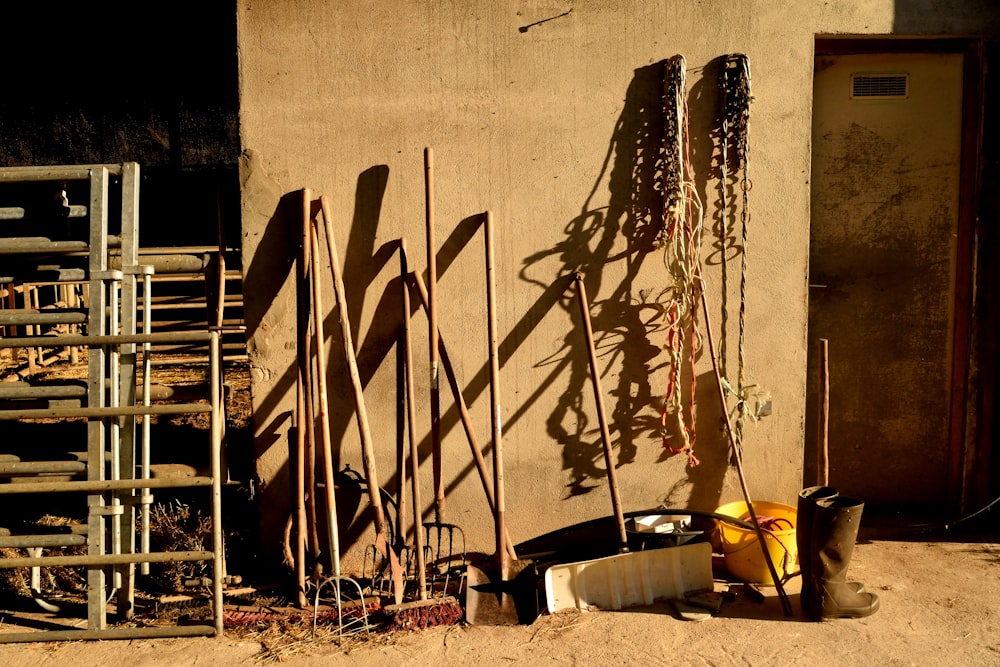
[818,338,830,487]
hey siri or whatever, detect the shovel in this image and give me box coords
[541,273,714,614]
[465,210,527,625]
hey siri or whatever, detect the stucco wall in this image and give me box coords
[237,0,999,567]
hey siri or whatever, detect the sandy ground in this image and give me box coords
[3,359,997,664]
[1,524,997,666]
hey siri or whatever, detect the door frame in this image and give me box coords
[812,37,990,512]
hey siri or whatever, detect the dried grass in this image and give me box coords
[0,515,87,597]
[232,614,409,664]
[145,501,214,591]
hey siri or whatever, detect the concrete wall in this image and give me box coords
[237,0,1000,566]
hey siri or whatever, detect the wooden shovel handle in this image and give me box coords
[484,211,509,572]
[573,272,629,554]
[400,238,428,600]
[316,195,391,541]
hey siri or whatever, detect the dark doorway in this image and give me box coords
[0,2,241,249]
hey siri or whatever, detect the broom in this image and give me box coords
[384,238,463,631]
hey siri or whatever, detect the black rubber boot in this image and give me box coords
[811,496,879,620]
[797,486,865,620]
[797,486,838,619]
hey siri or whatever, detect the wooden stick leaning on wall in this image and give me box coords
[424,147,445,526]
[573,272,629,554]
[818,338,830,487]
[307,217,341,583]
[405,256,517,561]
[316,194,404,605]
[700,286,793,617]
[292,188,311,607]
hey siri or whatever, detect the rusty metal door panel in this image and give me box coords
[808,52,964,507]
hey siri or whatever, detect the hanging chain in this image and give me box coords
[658,55,687,251]
[719,63,730,381]
[722,53,758,460]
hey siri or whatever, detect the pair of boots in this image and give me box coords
[796,486,879,620]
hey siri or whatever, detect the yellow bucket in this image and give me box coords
[715,500,797,585]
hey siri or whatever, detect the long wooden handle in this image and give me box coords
[407,264,518,561]
[700,287,792,616]
[818,338,830,487]
[308,217,341,577]
[425,147,445,524]
[573,272,628,554]
[484,211,510,571]
[292,188,310,606]
[316,195,391,542]
[400,238,428,600]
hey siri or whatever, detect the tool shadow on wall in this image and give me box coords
[520,57,739,509]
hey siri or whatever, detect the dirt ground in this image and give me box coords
[0,520,997,666]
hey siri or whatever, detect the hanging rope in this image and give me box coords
[657,55,703,468]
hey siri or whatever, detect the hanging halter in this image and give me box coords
[657,55,704,468]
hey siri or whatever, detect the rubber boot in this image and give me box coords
[810,496,879,620]
[797,486,865,619]
[796,486,838,619]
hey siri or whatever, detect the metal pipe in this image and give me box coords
[0,549,213,568]
[0,624,216,644]
[108,275,123,588]
[0,310,88,325]
[0,164,128,181]
[0,385,87,399]
[0,534,88,548]
[141,270,153,574]
[0,403,211,420]
[0,476,214,494]
[0,461,87,475]
[86,165,109,632]
[0,331,215,349]
[0,237,122,255]
[209,330,225,635]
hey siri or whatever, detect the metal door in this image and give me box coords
[808,51,967,507]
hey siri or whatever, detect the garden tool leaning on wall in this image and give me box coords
[540,273,714,615]
[465,211,533,625]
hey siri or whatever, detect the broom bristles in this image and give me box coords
[384,597,464,631]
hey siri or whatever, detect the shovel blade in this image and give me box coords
[464,562,521,625]
[543,542,713,613]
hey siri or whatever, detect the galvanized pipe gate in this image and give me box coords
[0,164,226,642]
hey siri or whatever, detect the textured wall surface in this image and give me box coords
[237,0,1000,565]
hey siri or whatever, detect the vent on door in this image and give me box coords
[850,72,909,100]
